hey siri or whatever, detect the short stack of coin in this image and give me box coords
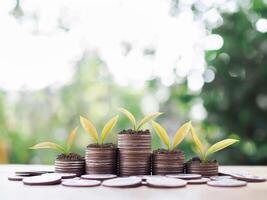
[118,132,151,176]
[85,146,117,174]
[55,159,85,176]
[186,161,218,177]
[152,150,185,175]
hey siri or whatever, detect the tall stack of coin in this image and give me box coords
[85,145,117,174]
[152,150,185,175]
[55,159,85,176]
[186,161,218,177]
[118,130,151,176]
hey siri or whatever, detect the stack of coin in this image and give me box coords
[118,132,151,176]
[186,161,218,177]
[85,146,117,174]
[152,150,185,175]
[55,159,85,176]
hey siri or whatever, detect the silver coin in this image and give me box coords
[166,174,202,180]
[207,179,247,187]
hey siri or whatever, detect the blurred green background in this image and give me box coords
[0,0,267,165]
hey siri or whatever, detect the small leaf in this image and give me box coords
[118,108,137,129]
[66,127,78,153]
[190,125,205,159]
[101,115,119,143]
[172,121,191,150]
[29,142,66,153]
[80,116,99,143]
[152,121,170,150]
[136,112,162,130]
[205,139,239,159]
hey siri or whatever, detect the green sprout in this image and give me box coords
[190,124,239,162]
[30,127,79,155]
[80,115,119,144]
[118,107,161,131]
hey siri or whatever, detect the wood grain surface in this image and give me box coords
[0,165,266,200]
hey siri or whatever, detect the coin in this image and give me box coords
[210,176,233,181]
[146,177,187,188]
[187,178,210,184]
[85,146,117,175]
[50,173,77,179]
[207,179,247,187]
[23,174,61,186]
[55,159,85,176]
[62,179,101,187]
[15,171,45,176]
[102,177,142,188]
[81,174,117,181]
[8,175,24,181]
[166,174,202,180]
[231,173,266,182]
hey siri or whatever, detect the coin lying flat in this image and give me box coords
[15,171,45,176]
[102,177,142,188]
[81,174,117,181]
[207,179,247,187]
[8,175,24,181]
[210,176,233,181]
[187,178,210,184]
[62,179,101,187]
[146,177,187,188]
[231,173,266,182]
[166,174,202,180]
[49,173,77,179]
[23,174,62,186]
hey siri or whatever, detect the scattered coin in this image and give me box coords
[23,174,62,186]
[187,178,210,184]
[102,177,142,188]
[49,173,77,179]
[8,175,24,181]
[166,174,202,180]
[62,179,101,187]
[81,174,117,181]
[231,173,266,182]
[207,179,247,187]
[210,176,233,181]
[146,177,187,188]
[15,171,45,176]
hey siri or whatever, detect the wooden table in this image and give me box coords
[0,165,266,200]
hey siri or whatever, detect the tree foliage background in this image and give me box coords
[0,0,266,165]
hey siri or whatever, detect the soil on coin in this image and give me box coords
[56,153,84,161]
[87,143,116,148]
[153,149,183,154]
[118,129,150,135]
[187,157,217,164]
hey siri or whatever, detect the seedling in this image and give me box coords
[152,121,192,151]
[30,127,79,155]
[190,124,239,162]
[118,107,161,131]
[80,115,119,144]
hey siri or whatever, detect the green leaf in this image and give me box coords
[80,116,99,143]
[190,125,205,160]
[118,108,137,129]
[66,127,78,153]
[101,115,119,143]
[29,142,66,154]
[172,121,191,150]
[152,121,170,150]
[205,139,239,160]
[136,112,162,130]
